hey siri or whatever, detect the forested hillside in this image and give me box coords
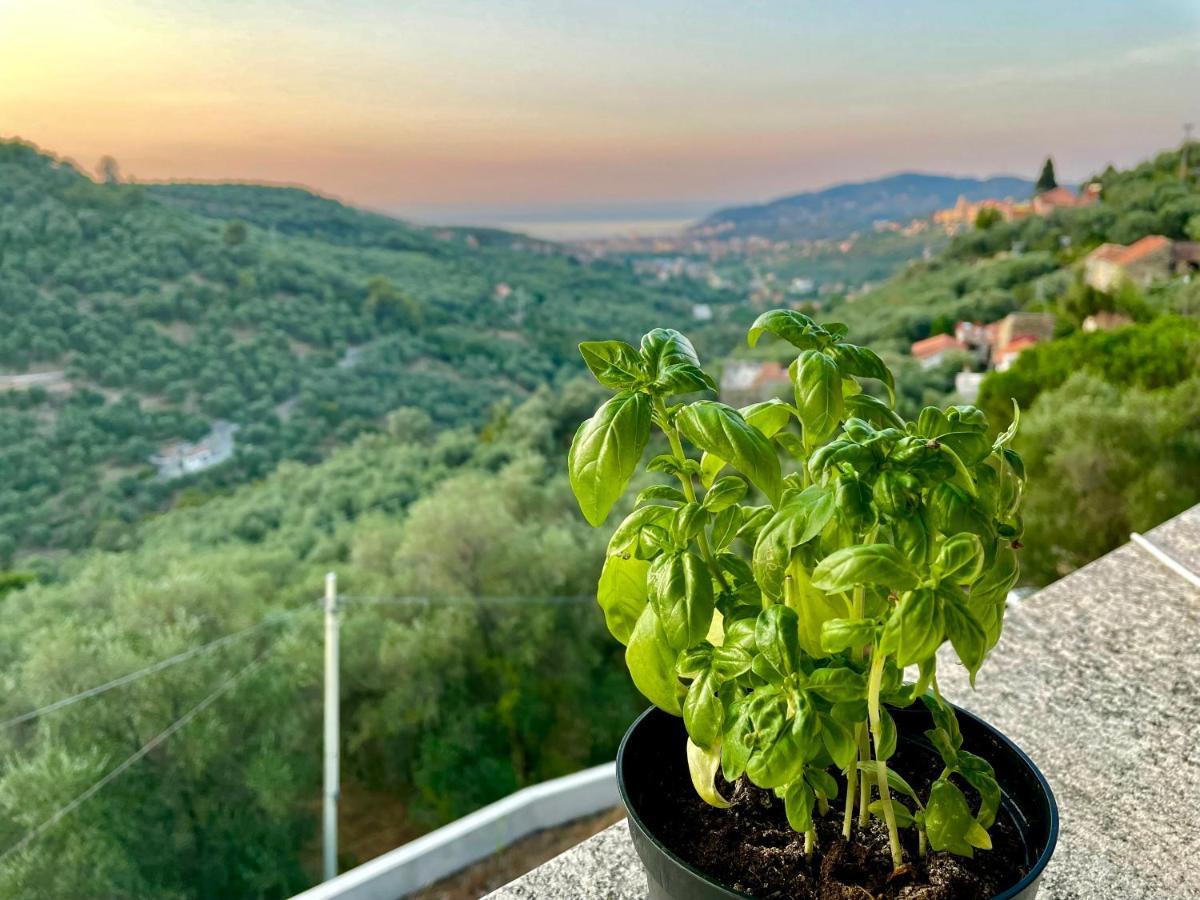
[0,382,646,897]
[0,140,736,562]
[823,144,1200,581]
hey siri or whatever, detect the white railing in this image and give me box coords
[290,762,620,900]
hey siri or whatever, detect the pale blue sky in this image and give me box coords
[2,0,1196,213]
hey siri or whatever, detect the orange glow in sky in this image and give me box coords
[2,0,1197,214]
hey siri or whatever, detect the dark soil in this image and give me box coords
[639,738,1028,899]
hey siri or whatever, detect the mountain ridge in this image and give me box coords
[696,171,1038,240]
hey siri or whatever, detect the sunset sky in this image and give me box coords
[1,0,1197,222]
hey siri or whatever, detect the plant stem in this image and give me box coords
[842,729,858,840]
[804,827,816,861]
[918,828,927,859]
[857,725,871,826]
[868,649,904,871]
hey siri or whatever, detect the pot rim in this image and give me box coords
[616,702,1059,900]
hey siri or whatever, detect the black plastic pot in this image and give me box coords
[617,704,1058,900]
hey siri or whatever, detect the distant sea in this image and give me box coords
[392,201,722,243]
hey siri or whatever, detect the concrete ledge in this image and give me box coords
[292,762,619,900]
[490,504,1200,899]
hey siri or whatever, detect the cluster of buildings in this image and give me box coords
[932,184,1101,232]
[151,421,238,479]
[1083,235,1200,292]
[910,313,1058,401]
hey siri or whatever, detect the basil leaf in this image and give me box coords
[741,398,794,438]
[820,714,858,770]
[811,544,919,594]
[871,798,915,828]
[747,309,827,350]
[596,552,650,644]
[875,705,898,761]
[751,485,835,600]
[636,484,687,506]
[676,401,782,504]
[754,605,802,678]
[933,532,986,585]
[568,390,651,526]
[687,738,731,808]
[957,751,1001,829]
[879,588,945,667]
[702,475,748,512]
[640,328,716,395]
[807,665,867,703]
[785,557,852,658]
[925,778,991,857]
[578,340,644,389]
[683,669,723,748]
[625,605,683,715]
[844,392,905,430]
[791,350,843,446]
[607,504,674,559]
[648,551,716,651]
[941,588,989,685]
[858,760,921,804]
[820,617,876,654]
[830,342,895,405]
[781,779,815,832]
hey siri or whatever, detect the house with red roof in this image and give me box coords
[1084,235,1176,292]
[910,333,966,369]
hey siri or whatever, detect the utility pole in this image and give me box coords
[323,572,340,882]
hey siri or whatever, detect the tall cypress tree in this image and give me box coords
[1036,157,1057,193]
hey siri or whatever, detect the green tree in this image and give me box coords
[974,206,1003,230]
[223,220,247,247]
[1035,157,1057,193]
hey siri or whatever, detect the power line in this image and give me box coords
[0,644,276,865]
[0,608,311,731]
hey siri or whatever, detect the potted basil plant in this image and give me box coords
[568,312,1057,900]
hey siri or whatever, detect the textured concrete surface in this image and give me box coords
[487,505,1200,900]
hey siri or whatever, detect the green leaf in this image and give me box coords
[625,605,683,715]
[807,665,867,703]
[746,695,821,788]
[941,588,989,685]
[925,779,991,857]
[858,760,921,805]
[992,399,1021,450]
[596,553,650,644]
[741,398,794,438]
[648,551,716,651]
[747,309,826,350]
[872,470,920,518]
[879,588,945,667]
[805,767,839,802]
[683,669,723,748]
[676,401,782,504]
[636,484,687,506]
[751,485,835,600]
[708,506,742,551]
[578,340,645,389]
[870,798,915,828]
[938,431,992,467]
[791,350,843,446]
[820,617,876,654]
[754,605,802,678]
[820,715,857,770]
[568,391,651,526]
[687,738,731,808]
[640,328,716,395]
[957,751,1001,829]
[721,700,753,782]
[702,476,748,512]
[933,532,986,585]
[781,779,815,832]
[844,393,905,430]
[811,544,919,594]
[831,343,895,405]
[783,557,852,658]
[607,505,674,560]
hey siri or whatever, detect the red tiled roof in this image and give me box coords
[1118,235,1171,264]
[911,333,965,359]
[1036,187,1078,206]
